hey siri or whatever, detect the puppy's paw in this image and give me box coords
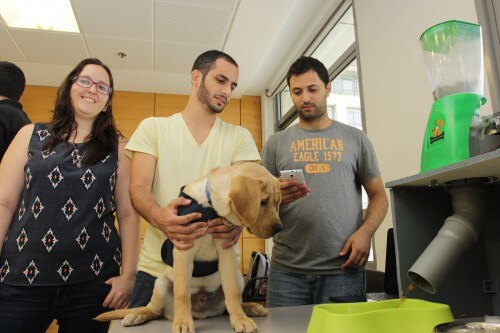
[122,312,147,327]
[121,308,160,327]
[242,302,268,317]
[230,314,258,333]
[172,317,195,333]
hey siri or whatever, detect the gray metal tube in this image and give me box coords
[408,185,486,294]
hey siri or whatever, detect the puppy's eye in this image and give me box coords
[261,199,268,206]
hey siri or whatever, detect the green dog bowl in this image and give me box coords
[307,299,454,333]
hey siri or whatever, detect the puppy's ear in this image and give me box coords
[228,175,261,225]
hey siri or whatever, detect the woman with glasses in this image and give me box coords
[0,58,139,333]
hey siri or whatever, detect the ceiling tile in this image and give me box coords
[155,41,208,73]
[159,0,236,7]
[72,0,153,40]
[85,36,154,71]
[9,29,88,65]
[0,27,26,61]
[155,1,235,46]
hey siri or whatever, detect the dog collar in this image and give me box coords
[205,182,212,205]
[177,189,219,221]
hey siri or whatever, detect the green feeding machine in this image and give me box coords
[420,20,486,172]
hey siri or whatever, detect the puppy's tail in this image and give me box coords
[94,307,144,322]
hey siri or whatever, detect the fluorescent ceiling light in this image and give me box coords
[0,0,79,32]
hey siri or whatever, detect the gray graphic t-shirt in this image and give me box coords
[261,121,380,273]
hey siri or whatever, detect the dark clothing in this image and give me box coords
[0,98,30,161]
[0,269,118,333]
[129,270,156,307]
[161,189,219,277]
[0,123,121,286]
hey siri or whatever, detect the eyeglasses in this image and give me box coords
[73,76,112,95]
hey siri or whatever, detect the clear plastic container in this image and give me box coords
[420,20,484,100]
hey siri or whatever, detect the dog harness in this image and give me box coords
[161,187,220,277]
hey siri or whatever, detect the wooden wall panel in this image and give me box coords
[113,91,155,139]
[240,95,264,275]
[218,99,240,125]
[20,86,57,122]
[241,95,262,150]
[155,93,188,117]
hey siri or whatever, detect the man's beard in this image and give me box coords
[297,102,326,121]
[198,78,225,114]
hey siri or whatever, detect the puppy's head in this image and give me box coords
[210,163,282,239]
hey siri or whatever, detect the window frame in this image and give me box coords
[475,0,500,113]
[274,0,366,132]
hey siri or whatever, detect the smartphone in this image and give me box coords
[280,169,307,185]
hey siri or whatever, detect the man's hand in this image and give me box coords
[151,196,208,250]
[339,229,372,269]
[279,178,310,205]
[207,218,243,248]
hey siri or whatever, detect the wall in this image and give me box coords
[260,0,492,271]
[354,0,491,270]
[20,86,263,274]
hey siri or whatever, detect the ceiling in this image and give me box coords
[0,0,342,98]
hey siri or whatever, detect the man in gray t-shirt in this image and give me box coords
[261,56,388,308]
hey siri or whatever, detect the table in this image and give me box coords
[108,305,314,333]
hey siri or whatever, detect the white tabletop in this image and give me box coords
[108,304,314,333]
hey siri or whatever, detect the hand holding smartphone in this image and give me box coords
[280,169,307,186]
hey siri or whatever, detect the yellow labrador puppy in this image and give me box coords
[96,163,282,333]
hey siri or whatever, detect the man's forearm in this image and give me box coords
[129,184,161,229]
[359,191,388,237]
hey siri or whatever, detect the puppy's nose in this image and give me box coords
[272,223,283,235]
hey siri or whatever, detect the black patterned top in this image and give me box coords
[0,123,122,286]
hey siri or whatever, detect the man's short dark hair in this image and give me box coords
[286,56,329,87]
[0,61,26,101]
[192,50,238,76]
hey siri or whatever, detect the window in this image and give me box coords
[275,2,362,134]
[328,59,363,133]
[310,5,355,70]
[279,87,293,119]
[475,0,500,112]
[346,108,362,127]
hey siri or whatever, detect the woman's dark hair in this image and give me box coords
[45,58,121,165]
[286,56,330,87]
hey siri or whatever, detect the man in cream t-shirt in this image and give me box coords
[125,50,260,306]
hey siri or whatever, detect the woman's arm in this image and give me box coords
[0,124,33,254]
[102,138,140,309]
